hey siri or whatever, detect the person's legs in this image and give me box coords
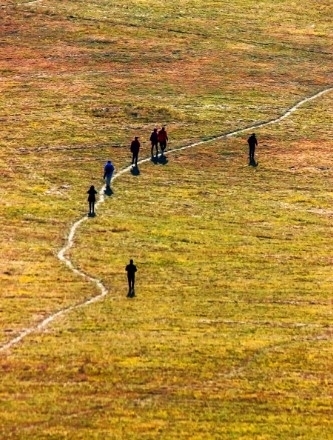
[130,275,135,296]
[89,201,95,214]
[106,175,111,188]
[249,146,255,162]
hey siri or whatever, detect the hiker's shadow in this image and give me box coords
[131,165,140,176]
[152,155,168,165]
[104,186,114,196]
[159,155,168,165]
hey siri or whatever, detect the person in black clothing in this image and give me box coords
[87,185,97,216]
[125,259,137,297]
[130,136,140,167]
[150,128,159,158]
[247,133,258,165]
[158,126,168,156]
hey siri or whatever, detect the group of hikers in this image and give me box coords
[86,127,258,296]
[129,125,169,167]
[87,126,169,216]
[86,126,169,296]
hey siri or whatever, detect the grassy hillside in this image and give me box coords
[0,0,332,438]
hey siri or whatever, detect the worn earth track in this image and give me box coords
[0,86,332,353]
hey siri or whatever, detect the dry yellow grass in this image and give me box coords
[0,0,332,438]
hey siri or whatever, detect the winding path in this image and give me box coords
[1,86,332,353]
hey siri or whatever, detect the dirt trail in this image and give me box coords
[1,86,332,353]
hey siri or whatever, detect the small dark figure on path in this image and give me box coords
[130,136,140,167]
[150,128,159,158]
[87,185,97,216]
[247,133,258,165]
[125,259,137,297]
[103,160,114,189]
[158,126,168,155]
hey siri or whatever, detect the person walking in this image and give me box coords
[103,160,114,189]
[247,133,258,165]
[87,185,97,216]
[158,126,168,155]
[125,259,137,297]
[150,128,159,158]
[130,136,140,167]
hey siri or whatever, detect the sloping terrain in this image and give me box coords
[0,1,332,438]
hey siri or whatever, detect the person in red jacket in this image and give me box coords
[130,136,140,167]
[158,126,168,155]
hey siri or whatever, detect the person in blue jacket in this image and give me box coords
[103,160,115,189]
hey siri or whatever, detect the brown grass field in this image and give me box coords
[0,0,332,438]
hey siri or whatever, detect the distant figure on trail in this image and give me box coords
[87,185,97,216]
[150,128,159,158]
[130,136,140,167]
[125,259,137,297]
[247,133,258,165]
[158,126,168,155]
[103,160,114,190]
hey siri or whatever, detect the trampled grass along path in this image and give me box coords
[0,85,332,353]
